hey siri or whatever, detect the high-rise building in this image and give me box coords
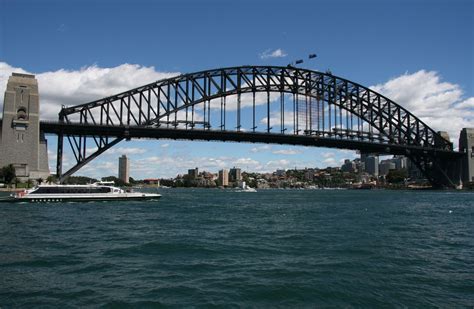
[393,155,407,170]
[118,155,130,183]
[0,73,49,181]
[218,169,229,186]
[361,153,380,176]
[365,155,379,176]
[229,167,242,182]
[379,160,396,176]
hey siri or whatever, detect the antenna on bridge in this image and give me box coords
[287,53,317,67]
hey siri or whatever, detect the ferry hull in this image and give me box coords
[0,195,161,203]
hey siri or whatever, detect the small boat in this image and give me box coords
[0,181,161,203]
[235,181,257,192]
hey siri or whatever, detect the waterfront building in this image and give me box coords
[202,171,216,181]
[229,167,242,182]
[304,168,316,181]
[218,169,229,187]
[341,159,356,173]
[118,155,130,184]
[188,167,199,180]
[275,169,286,177]
[0,73,49,181]
[379,160,396,176]
[354,159,364,173]
[143,178,160,186]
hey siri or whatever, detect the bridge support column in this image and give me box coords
[431,155,463,189]
[0,73,50,181]
[459,128,474,186]
[56,133,63,180]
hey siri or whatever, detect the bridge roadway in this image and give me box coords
[39,121,462,159]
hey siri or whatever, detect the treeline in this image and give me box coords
[64,175,142,187]
[0,164,57,188]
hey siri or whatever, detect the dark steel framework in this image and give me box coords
[50,66,461,187]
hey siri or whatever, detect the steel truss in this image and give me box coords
[54,66,458,187]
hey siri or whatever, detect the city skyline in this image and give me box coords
[109,152,404,181]
[0,0,472,179]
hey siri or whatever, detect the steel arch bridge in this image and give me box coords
[41,65,463,187]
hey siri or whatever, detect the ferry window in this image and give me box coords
[97,187,111,193]
[31,187,48,194]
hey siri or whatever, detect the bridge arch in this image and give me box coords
[53,66,459,187]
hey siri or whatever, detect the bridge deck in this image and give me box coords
[40,121,462,158]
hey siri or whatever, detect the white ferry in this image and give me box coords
[1,181,161,203]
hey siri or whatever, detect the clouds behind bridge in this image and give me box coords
[1,61,471,146]
[371,70,473,145]
[1,62,473,178]
[0,62,179,121]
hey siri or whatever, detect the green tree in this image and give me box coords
[1,164,16,184]
[386,169,408,184]
[64,176,98,185]
[46,175,57,184]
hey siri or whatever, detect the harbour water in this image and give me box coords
[0,189,473,307]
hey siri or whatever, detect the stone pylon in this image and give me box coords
[0,73,49,181]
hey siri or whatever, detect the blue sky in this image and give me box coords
[1,0,473,179]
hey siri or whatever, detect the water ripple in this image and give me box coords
[0,189,473,307]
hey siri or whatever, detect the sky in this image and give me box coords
[0,0,473,179]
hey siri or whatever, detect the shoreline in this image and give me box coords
[0,188,21,192]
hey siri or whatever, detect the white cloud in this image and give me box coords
[455,97,474,109]
[322,152,334,158]
[250,145,272,153]
[161,143,170,148]
[371,70,473,147]
[272,149,302,155]
[105,147,147,155]
[265,159,292,170]
[323,157,337,166]
[0,62,179,120]
[260,110,295,127]
[208,91,282,112]
[259,48,287,59]
[233,157,260,167]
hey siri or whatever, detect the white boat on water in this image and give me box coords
[0,181,161,203]
[236,181,257,192]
